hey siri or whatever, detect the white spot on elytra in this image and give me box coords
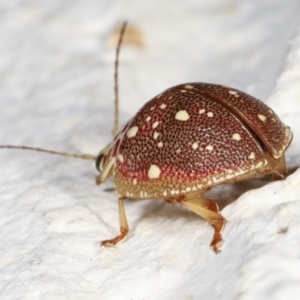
[229,90,239,97]
[146,116,151,122]
[153,131,159,139]
[192,142,198,150]
[181,90,187,93]
[175,110,189,121]
[258,114,266,122]
[205,144,214,151]
[248,152,255,159]
[213,177,219,183]
[117,154,124,163]
[176,149,181,153]
[170,189,179,195]
[133,178,137,185]
[232,133,241,141]
[207,112,214,117]
[148,164,161,179]
[225,174,232,180]
[163,191,167,197]
[157,142,163,148]
[256,161,263,168]
[127,126,138,138]
[150,106,155,110]
[152,121,159,129]
[199,109,205,114]
[185,85,194,89]
[160,103,167,109]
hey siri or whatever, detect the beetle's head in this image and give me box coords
[95,143,111,173]
[95,142,117,186]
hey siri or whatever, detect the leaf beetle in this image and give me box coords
[0,22,293,253]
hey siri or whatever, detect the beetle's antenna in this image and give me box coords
[112,21,127,137]
[0,145,96,160]
[0,26,129,162]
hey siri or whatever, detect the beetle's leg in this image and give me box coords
[272,154,287,179]
[181,196,226,253]
[101,197,129,246]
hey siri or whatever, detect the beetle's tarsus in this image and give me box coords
[101,198,129,247]
[101,227,128,247]
[210,222,225,254]
[180,195,226,254]
[210,231,224,254]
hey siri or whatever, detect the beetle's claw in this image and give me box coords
[101,227,128,247]
[210,233,224,254]
[101,240,115,247]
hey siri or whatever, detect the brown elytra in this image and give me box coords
[96,82,292,253]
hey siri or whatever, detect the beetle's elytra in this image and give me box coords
[0,22,293,253]
[96,82,292,252]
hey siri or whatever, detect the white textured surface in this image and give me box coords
[1,1,300,299]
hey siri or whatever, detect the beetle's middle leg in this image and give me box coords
[101,197,129,247]
[167,192,226,253]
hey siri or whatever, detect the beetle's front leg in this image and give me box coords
[180,195,226,253]
[101,197,129,246]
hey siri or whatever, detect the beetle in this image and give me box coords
[0,22,293,253]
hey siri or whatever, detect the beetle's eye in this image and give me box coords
[96,153,104,172]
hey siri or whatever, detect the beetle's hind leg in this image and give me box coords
[101,197,129,247]
[267,153,287,180]
[180,194,226,253]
